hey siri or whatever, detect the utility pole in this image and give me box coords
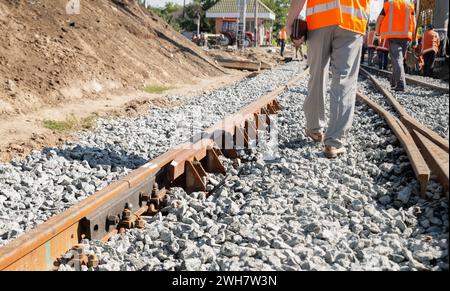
[183,0,186,18]
[254,0,258,47]
[197,12,201,36]
[237,0,247,50]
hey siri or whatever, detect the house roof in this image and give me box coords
[206,0,276,20]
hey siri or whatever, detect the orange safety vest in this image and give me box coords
[421,29,439,54]
[367,31,376,48]
[380,0,415,40]
[278,28,287,40]
[306,0,370,34]
[376,37,389,51]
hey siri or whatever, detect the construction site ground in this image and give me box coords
[0,0,280,162]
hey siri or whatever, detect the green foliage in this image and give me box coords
[144,84,172,94]
[149,0,219,33]
[149,0,290,37]
[261,0,291,32]
[150,2,182,31]
[43,114,97,132]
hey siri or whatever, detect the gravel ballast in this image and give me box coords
[358,75,449,139]
[0,62,301,247]
[58,71,448,271]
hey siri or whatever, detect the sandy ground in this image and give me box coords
[0,70,250,162]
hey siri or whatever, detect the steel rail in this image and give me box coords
[358,68,448,197]
[0,68,309,271]
[361,64,449,93]
[360,67,449,153]
[356,92,430,194]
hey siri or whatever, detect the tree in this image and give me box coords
[179,0,219,32]
[149,1,219,33]
[261,0,291,33]
[150,2,183,31]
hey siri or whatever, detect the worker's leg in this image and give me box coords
[325,27,362,149]
[399,39,408,87]
[377,51,383,69]
[361,46,367,64]
[299,46,304,61]
[423,51,436,77]
[423,52,430,76]
[389,38,406,89]
[429,51,436,77]
[280,40,285,57]
[368,48,373,65]
[303,26,333,134]
[383,51,389,70]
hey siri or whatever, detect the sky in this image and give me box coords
[370,0,384,21]
[147,0,384,20]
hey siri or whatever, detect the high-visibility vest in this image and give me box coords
[376,37,389,51]
[380,0,415,40]
[421,29,439,54]
[306,0,370,34]
[278,28,287,40]
[367,31,376,48]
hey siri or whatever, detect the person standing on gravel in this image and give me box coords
[376,0,416,92]
[278,27,288,57]
[286,0,369,158]
[421,24,439,77]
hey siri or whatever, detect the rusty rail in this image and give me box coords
[0,68,308,271]
[356,92,430,194]
[358,68,449,197]
[361,64,449,93]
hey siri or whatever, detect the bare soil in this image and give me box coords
[0,0,234,162]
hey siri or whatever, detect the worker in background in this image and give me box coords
[294,37,306,61]
[278,27,288,57]
[376,36,389,70]
[286,0,369,159]
[416,38,424,73]
[367,26,376,66]
[421,24,439,77]
[376,0,416,92]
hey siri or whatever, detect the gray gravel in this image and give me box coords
[358,75,449,139]
[0,62,300,247]
[363,65,449,88]
[59,71,448,271]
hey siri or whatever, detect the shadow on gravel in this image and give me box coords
[279,138,310,150]
[42,146,148,170]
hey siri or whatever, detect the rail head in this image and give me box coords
[0,67,309,271]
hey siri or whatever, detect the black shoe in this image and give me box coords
[393,87,405,92]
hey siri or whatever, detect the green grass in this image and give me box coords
[143,84,172,94]
[43,114,97,132]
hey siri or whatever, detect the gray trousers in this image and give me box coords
[305,26,362,148]
[388,38,408,89]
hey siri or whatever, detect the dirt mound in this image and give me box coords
[0,0,222,117]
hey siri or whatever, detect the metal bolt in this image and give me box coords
[88,254,99,268]
[136,218,145,229]
[122,209,131,220]
[107,215,119,224]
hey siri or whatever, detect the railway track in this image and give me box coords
[360,64,449,93]
[357,67,449,196]
[0,68,308,271]
[0,64,448,271]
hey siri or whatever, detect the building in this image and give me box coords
[205,0,276,46]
